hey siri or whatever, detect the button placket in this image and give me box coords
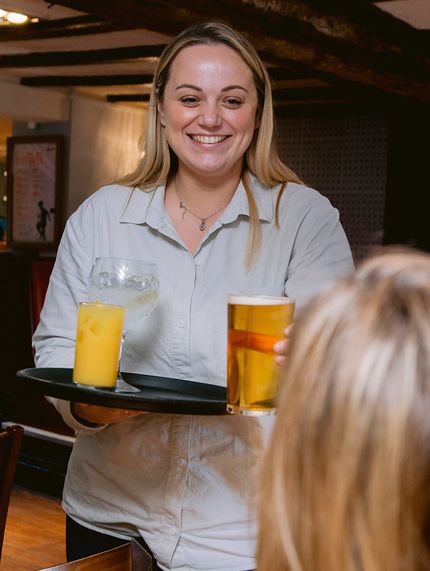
[171,253,196,371]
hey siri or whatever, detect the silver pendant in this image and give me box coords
[199,220,206,231]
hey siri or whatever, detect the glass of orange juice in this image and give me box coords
[73,301,125,388]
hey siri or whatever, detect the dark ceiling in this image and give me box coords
[0,0,429,112]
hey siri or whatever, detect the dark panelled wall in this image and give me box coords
[276,103,429,262]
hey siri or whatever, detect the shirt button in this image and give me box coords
[177,457,187,467]
[177,319,185,328]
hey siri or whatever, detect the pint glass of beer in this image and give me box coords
[227,295,295,415]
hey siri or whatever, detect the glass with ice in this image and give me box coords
[73,301,124,388]
[87,257,159,392]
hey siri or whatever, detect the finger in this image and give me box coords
[99,408,147,421]
[125,410,147,416]
[275,355,286,367]
[284,324,293,336]
[273,338,287,354]
[105,408,141,418]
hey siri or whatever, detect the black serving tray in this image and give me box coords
[17,368,227,415]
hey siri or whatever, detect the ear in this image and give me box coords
[157,100,165,127]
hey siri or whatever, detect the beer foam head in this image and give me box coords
[228,294,295,306]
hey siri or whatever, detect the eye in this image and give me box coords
[223,97,242,108]
[180,96,200,106]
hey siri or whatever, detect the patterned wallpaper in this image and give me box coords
[276,113,388,263]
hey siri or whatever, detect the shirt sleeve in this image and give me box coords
[33,201,106,433]
[284,193,354,309]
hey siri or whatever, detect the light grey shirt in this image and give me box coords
[34,175,353,571]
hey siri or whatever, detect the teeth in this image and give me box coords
[191,135,227,144]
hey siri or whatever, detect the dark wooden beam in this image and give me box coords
[20,74,154,86]
[267,66,317,82]
[0,15,129,41]
[46,0,430,102]
[107,94,150,102]
[0,45,166,68]
[21,73,331,91]
[272,86,360,102]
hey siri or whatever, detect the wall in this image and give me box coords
[67,95,146,216]
[276,112,387,263]
[0,79,69,124]
[10,95,146,230]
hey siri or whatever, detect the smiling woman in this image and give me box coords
[158,44,258,179]
[33,20,354,571]
[119,20,305,265]
[159,43,259,252]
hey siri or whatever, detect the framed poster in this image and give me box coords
[6,135,64,250]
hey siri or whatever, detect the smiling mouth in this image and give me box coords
[189,135,229,144]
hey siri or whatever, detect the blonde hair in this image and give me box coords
[119,21,302,267]
[258,247,430,571]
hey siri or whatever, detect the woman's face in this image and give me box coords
[158,43,259,182]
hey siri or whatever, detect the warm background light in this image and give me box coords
[5,12,28,24]
[0,5,31,25]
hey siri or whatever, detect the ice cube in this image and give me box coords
[126,273,158,291]
[92,271,118,288]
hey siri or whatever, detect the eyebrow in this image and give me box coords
[175,83,248,93]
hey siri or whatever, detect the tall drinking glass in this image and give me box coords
[73,301,124,388]
[88,257,159,392]
[227,294,295,415]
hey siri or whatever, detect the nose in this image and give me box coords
[198,102,222,128]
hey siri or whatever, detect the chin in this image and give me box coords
[190,158,238,176]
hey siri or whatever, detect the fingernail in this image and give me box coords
[273,340,284,352]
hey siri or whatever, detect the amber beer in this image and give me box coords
[227,295,295,415]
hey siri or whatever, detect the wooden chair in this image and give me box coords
[0,424,24,561]
[39,538,154,570]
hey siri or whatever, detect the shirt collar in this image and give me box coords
[119,174,275,228]
[119,184,167,229]
[220,175,274,225]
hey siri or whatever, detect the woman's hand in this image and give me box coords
[71,402,144,426]
[273,324,293,367]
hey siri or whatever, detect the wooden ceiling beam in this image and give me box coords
[46,0,430,102]
[273,86,357,101]
[0,15,129,41]
[0,45,166,68]
[107,94,150,102]
[19,67,319,87]
[20,74,154,86]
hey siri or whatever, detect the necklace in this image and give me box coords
[174,184,229,231]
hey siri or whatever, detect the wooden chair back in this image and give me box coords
[0,425,24,561]
[39,539,154,570]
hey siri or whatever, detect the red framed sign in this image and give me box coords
[6,135,64,250]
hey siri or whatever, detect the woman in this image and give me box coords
[34,21,353,571]
[258,247,430,571]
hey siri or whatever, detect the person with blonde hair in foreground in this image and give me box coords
[258,247,430,571]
